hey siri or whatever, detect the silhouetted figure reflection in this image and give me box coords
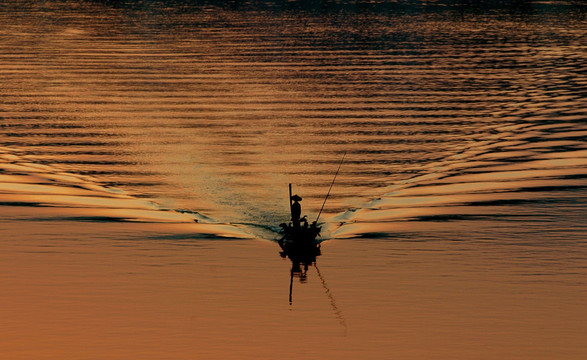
[280,241,320,304]
[278,242,347,333]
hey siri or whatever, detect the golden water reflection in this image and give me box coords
[1,1,586,359]
[1,217,585,359]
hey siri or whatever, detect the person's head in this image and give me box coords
[291,194,302,202]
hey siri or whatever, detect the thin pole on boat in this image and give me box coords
[315,151,346,224]
[289,183,293,219]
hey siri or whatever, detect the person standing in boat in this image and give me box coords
[291,194,302,229]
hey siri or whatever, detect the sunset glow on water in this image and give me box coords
[1,1,586,359]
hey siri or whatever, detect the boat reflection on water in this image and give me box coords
[277,231,347,334]
[283,245,320,303]
[278,224,322,305]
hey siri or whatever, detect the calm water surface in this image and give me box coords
[1,1,586,359]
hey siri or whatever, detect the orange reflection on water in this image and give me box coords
[1,1,587,359]
[1,214,586,360]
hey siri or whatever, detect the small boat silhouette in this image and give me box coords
[277,218,321,258]
[277,184,322,257]
[278,153,345,258]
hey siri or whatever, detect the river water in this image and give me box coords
[1,1,586,359]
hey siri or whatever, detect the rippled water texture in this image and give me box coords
[1,0,586,237]
[1,1,586,359]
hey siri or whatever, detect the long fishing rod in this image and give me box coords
[315,151,346,223]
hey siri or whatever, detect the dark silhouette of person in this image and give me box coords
[291,194,302,228]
